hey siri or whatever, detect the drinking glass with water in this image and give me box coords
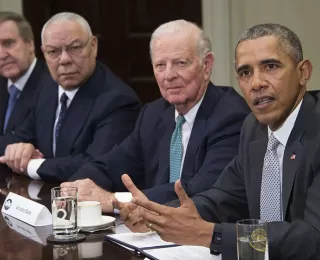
[236,219,268,260]
[51,187,78,239]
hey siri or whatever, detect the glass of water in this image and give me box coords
[236,219,268,260]
[51,187,78,239]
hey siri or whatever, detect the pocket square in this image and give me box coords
[290,154,296,160]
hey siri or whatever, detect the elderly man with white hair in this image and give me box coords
[63,19,250,215]
[0,12,141,182]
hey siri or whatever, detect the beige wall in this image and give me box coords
[0,0,22,14]
[203,0,320,92]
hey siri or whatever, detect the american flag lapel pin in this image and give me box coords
[290,154,296,160]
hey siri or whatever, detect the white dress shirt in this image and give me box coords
[27,86,79,180]
[267,99,302,219]
[7,58,37,91]
[114,92,206,207]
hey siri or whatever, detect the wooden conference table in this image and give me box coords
[0,165,144,260]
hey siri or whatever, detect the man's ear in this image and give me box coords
[298,59,312,86]
[203,52,214,81]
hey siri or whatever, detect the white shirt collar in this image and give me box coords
[175,90,206,126]
[58,85,79,103]
[7,58,37,92]
[268,99,303,147]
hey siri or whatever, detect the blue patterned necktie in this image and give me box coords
[260,133,282,221]
[3,85,20,133]
[169,115,186,183]
[55,93,69,141]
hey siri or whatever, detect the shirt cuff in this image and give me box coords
[27,159,45,180]
[113,192,132,214]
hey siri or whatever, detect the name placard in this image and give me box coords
[1,192,52,226]
[2,213,47,245]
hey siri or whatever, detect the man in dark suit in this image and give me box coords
[0,12,141,182]
[117,24,320,260]
[0,12,48,136]
[62,20,250,213]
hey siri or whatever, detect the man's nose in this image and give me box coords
[251,71,268,91]
[59,49,73,65]
[164,65,178,81]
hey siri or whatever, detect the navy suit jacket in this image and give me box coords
[191,92,320,260]
[0,61,141,182]
[70,83,250,204]
[0,60,48,135]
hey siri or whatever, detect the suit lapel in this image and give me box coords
[156,105,175,184]
[5,60,46,133]
[55,89,94,157]
[55,64,102,157]
[0,81,8,133]
[282,93,314,216]
[181,83,217,182]
[39,79,58,157]
[249,125,268,218]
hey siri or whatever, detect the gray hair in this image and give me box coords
[149,19,212,62]
[0,11,34,42]
[41,12,92,43]
[235,23,303,64]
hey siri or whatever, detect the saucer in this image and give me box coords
[78,216,115,229]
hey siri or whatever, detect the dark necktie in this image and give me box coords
[169,115,186,183]
[55,93,69,141]
[3,85,20,133]
[260,133,282,221]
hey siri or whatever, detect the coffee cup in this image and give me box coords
[77,201,102,227]
[78,242,103,258]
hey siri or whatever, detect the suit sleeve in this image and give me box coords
[193,127,320,260]
[36,98,141,182]
[66,105,147,190]
[0,108,37,155]
[143,107,249,203]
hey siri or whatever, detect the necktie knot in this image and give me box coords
[8,85,20,101]
[267,133,280,151]
[176,115,186,127]
[60,93,68,106]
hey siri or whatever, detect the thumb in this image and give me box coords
[112,197,125,210]
[0,156,6,163]
[174,180,191,206]
[121,174,144,198]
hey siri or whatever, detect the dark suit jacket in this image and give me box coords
[0,61,141,182]
[192,92,320,260]
[0,60,48,135]
[70,83,250,204]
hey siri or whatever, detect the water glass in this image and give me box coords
[236,219,268,260]
[51,187,78,239]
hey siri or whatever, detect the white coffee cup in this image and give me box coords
[77,201,102,227]
[78,242,103,258]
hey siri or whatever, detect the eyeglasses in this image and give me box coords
[43,37,93,59]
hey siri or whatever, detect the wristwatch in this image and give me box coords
[210,225,223,255]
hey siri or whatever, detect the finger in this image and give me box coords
[20,146,33,172]
[133,195,169,216]
[13,143,24,172]
[60,182,73,188]
[139,207,163,226]
[145,221,163,235]
[112,198,125,210]
[174,180,192,206]
[0,156,6,163]
[6,145,14,169]
[121,174,144,198]
[120,203,137,221]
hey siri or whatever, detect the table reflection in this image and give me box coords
[0,169,144,260]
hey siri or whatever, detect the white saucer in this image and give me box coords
[78,216,116,229]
